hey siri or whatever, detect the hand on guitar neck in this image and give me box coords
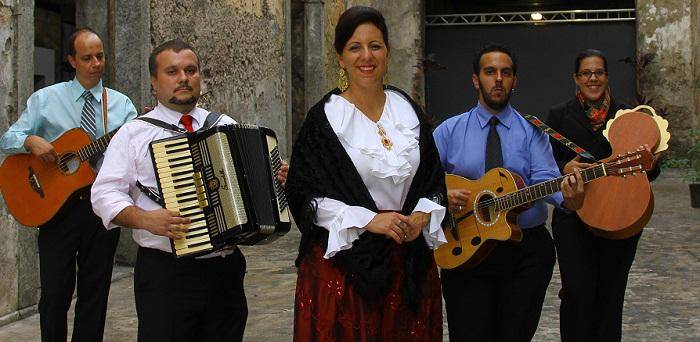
[560,168,585,211]
[24,135,57,164]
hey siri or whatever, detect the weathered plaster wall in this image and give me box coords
[637,0,699,156]
[305,0,424,112]
[0,0,39,326]
[150,0,290,155]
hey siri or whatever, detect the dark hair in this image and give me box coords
[148,39,201,77]
[334,6,389,54]
[472,43,517,75]
[574,49,608,73]
[68,27,101,57]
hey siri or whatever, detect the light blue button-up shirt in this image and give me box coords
[433,102,565,229]
[0,78,138,155]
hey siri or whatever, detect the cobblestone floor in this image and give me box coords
[0,169,697,341]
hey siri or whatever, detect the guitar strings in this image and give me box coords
[472,159,627,210]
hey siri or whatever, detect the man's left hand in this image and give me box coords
[277,160,289,186]
[561,168,585,210]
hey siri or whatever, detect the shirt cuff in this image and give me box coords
[313,198,376,259]
[413,197,448,249]
[101,201,133,230]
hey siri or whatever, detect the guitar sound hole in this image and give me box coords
[58,153,80,175]
[451,247,462,256]
[471,236,481,246]
[477,194,495,222]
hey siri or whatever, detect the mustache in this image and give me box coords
[175,85,193,91]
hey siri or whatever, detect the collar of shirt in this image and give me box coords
[475,101,513,130]
[70,78,104,103]
[151,102,208,130]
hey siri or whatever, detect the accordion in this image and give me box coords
[149,124,291,258]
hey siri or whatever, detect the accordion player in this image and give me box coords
[148,124,291,258]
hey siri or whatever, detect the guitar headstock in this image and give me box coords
[606,148,655,177]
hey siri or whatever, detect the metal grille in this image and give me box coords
[426,9,635,26]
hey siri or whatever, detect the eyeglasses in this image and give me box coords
[576,70,607,79]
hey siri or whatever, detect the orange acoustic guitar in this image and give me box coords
[0,128,118,227]
[434,149,654,270]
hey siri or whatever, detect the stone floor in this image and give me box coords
[0,169,698,341]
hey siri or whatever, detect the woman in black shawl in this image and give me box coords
[286,6,447,341]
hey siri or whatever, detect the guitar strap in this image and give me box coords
[520,113,595,161]
[134,111,225,205]
[135,111,224,133]
[101,87,109,135]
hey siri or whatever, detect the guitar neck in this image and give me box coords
[77,129,118,161]
[496,163,607,211]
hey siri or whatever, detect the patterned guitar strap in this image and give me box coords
[520,114,596,161]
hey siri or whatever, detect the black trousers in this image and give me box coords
[552,210,641,342]
[441,225,556,342]
[134,246,248,342]
[38,192,120,342]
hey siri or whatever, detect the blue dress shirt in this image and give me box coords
[433,102,565,229]
[0,78,138,155]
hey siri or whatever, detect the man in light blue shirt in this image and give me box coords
[0,28,136,342]
[433,44,585,341]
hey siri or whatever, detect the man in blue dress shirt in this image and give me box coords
[0,28,137,342]
[433,43,585,341]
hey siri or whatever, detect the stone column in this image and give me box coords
[636,0,699,155]
[107,0,152,265]
[0,0,39,325]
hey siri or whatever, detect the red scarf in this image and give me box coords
[576,88,610,131]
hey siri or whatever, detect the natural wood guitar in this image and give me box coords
[0,128,118,227]
[434,149,654,270]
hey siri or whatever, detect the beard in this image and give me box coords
[478,79,512,111]
[169,94,198,106]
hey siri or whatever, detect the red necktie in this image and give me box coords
[179,114,194,132]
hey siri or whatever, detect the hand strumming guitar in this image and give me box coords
[447,189,471,213]
[24,135,57,164]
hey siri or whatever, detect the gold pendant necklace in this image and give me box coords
[377,123,393,150]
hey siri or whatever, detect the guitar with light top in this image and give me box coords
[434,149,654,269]
[0,128,118,227]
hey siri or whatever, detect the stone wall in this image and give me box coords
[149,0,290,154]
[636,0,699,156]
[0,0,39,325]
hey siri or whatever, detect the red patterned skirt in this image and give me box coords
[294,244,443,341]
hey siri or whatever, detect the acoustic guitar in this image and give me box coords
[434,149,654,270]
[0,128,118,227]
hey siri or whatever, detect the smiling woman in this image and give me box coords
[286,6,448,342]
[545,48,661,341]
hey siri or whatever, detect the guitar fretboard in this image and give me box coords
[494,163,607,211]
[77,129,118,161]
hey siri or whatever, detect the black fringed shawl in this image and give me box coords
[286,85,446,306]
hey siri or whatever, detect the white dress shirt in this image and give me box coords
[91,102,235,254]
[316,90,447,259]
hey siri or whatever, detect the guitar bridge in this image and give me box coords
[28,166,45,198]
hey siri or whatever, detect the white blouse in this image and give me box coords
[315,90,447,258]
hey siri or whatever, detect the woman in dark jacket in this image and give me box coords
[546,49,660,341]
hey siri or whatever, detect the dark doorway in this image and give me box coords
[34,0,76,90]
[425,3,637,124]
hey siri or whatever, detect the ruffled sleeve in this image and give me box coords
[313,197,377,259]
[412,198,448,249]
